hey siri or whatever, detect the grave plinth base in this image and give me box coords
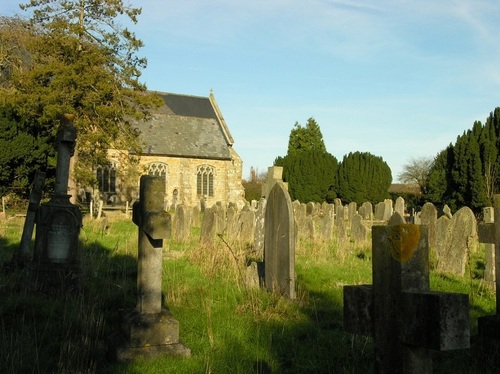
[107,308,191,362]
[28,262,81,293]
[478,314,500,339]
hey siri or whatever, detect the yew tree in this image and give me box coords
[1,1,161,193]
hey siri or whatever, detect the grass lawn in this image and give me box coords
[1,213,499,373]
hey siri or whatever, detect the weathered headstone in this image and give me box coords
[108,175,190,360]
[264,182,296,299]
[478,195,500,338]
[437,206,477,276]
[344,215,470,373]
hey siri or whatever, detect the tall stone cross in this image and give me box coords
[478,194,500,337]
[109,175,190,361]
[344,214,470,373]
[132,175,171,314]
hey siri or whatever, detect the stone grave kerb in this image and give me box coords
[108,175,190,361]
[264,181,296,299]
[478,194,500,338]
[344,213,470,373]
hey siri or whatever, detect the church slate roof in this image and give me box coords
[132,92,234,160]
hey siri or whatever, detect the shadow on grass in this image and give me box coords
[0,230,139,373]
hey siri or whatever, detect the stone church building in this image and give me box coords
[97,91,245,209]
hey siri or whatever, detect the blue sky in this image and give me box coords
[3,1,500,181]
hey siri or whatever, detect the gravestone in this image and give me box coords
[394,196,405,218]
[351,213,369,243]
[437,206,477,276]
[481,206,495,291]
[383,199,393,221]
[173,204,190,243]
[321,210,335,242]
[225,205,239,241]
[108,175,190,360]
[360,201,373,220]
[420,202,437,258]
[478,195,500,338]
[261,166,285,199]
[31,116,82,290]
[435,215,450,266]
[191,205,201,228]
[238,209,256,245]
[253,198,266,260]
[18,171,46,259]
[344,214,470,373]
[200,206,218,247]
[348,202,357,221]
[264,182,296,299]
[374,202,385,221]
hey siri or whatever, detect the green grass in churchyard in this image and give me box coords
[1,214,499,373]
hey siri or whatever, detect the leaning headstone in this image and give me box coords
[437,206,477,276]
[108,175,190,360]
[344,215,470,372]
[264,182,296,299]
[19,171,46,259]
[478,195,500,338]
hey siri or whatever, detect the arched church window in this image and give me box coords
[148,162,168,178]
[96,164,117,193]
[197,165,214,197]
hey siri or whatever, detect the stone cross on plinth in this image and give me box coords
[478,194,500,338]
[31,115,82,290]
[344,214,470,373]
[108,175,190,361]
